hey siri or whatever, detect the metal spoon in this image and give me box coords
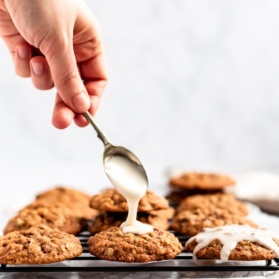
[83,111,148,184]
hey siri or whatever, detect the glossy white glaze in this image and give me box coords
[105,156,153,234]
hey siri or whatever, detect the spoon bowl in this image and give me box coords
[83,111,148,187]
[103,143,148,183]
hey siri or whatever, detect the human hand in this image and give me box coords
[0,0,107,128]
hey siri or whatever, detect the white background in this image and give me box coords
[0,0,279,204]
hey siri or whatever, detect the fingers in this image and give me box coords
[14,44,54,90]
[74,94,101,127]
[78,51,107,125]
[52,94,75,129]
[80,49,107,82]
[74,114,88,127]
[44,43,90,114]
[14,43,32,77]
[52,93,99,129]
[84,79,105,116]
[73,78,106,127]
[30,56,53,90]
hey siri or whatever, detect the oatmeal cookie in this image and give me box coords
[88,212,125,234]
[166,189,225,204]
[171,208,257,236]
[186,226,279,261]
[0,225,82,264]
[186,239,279,261]
[169,172,235,191]
[35,186,98,220]
[176,193,248,216]
[90,188,169,212]
[4,206,85,235]
[138,208,174,230]
[88,208,175,234]
[88,227,183,262]
[21,199,67,212]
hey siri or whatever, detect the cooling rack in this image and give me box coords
[0,231,279,273]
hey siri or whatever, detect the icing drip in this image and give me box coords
[105,156,153,234]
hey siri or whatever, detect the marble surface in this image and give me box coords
[1,0,279,243]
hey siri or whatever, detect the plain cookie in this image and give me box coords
[176,193,248,216]
[90,188,169,212]
[169,172,235,191]
[171,208,257,236]
[4,206,85,235]
[0,226,82,264]
[35,186,98,220]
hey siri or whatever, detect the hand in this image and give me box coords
[0,0,108,128]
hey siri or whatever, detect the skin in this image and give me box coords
[0,0,108,128]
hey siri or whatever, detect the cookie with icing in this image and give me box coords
[88,208,174,234]
[88,227,183,262]
[186,225,279,261]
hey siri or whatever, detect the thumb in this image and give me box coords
[45,43,90,113]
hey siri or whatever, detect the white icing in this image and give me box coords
[105,156,153,234]
[121,220,153,234]
[186,225,279,261]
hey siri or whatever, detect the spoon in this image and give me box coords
[83,111,148,186]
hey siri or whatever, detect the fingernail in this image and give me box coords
[31,63,45,77]
[72,92,90,112]
[17,46,29,59]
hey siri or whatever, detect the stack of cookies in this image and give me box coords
[168,172,258,236]
[0,186,97,265]
[88,188,175,234]
[3,186,99,235]
[86,188,186,262]
[31,186,99,220]
[167,171,235,204]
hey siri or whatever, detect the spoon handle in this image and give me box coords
[83,111,110,146]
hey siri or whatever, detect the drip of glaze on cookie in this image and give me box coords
[105,156,153,234]
[186,224,279,261]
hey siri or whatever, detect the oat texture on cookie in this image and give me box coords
[0,225,82,264]
[171,208,257,236]
[88,227,183,262]
[88,188,174,233]
[4,205,85,235]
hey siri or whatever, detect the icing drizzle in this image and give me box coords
[105,156,153,234]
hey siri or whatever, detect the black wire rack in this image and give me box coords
[0,231,279,273]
